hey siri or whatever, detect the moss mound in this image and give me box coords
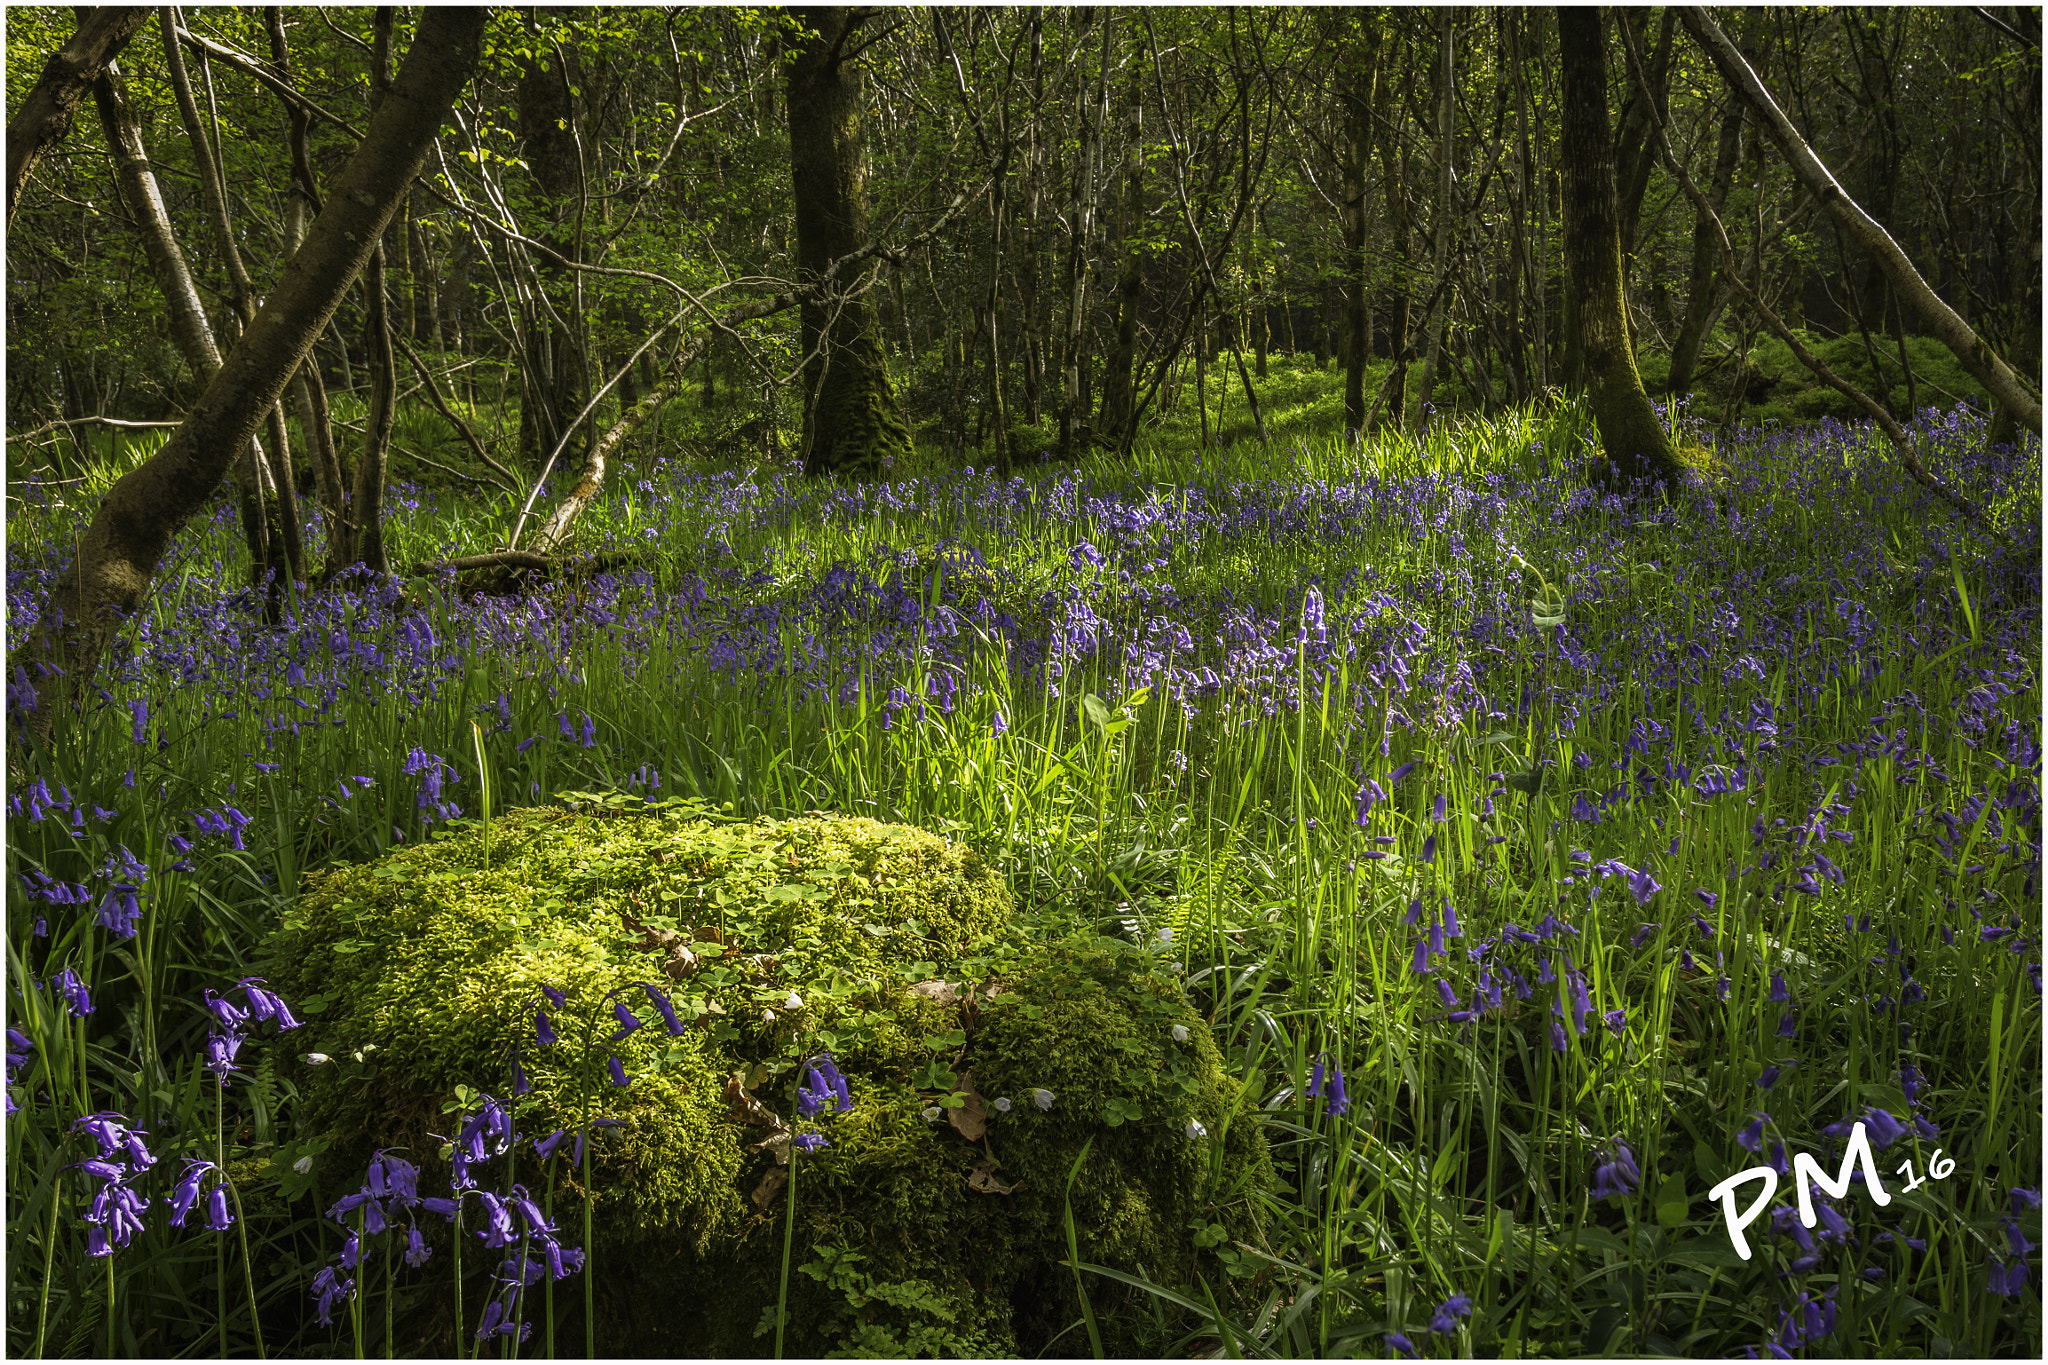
[268,798,1270,1356]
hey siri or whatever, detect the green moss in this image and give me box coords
[267,799,1269,1356]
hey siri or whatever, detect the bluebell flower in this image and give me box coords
[1385,1332,1420,1359]
[608,1055,629,1087]
[1420,834,1437,864]
[204,1028,246,1083]
[1776,1010,1798,1038]
[1429,1293,1473,1334]
[794,1132,829,1154]
[1862,1108,1908,1149]
[2003,1219,2036,1258]
[311,1266,354,1325]
[2011,1186,2042,1216]
[53,966,94,1018]
[1590,1141,1640,1200]
[405,1226,433,1268]
[1757,1063,1782,1090]
[634,982,686,1034]
[1768,972,1789,1002]
[609,1000,644,1042]
[1738,1113,1768,1153]
[535,1010,558,1046]
[169,1159,218,1227]
[1629,923,1658,948]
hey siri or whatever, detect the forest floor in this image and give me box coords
[4,384,2040,1357]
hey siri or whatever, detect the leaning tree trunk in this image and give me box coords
[92,60,279,590]
[1678,5,2041,436]
[6,5,151,227]
[787,6,913,479]
[11,7,486,738]
[1557,7,1683,488]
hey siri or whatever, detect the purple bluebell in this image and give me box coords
[1590,1141,1640,1200]
[1429,1293,1473,1334]
[52,966,93,1018]
[609,1000,644,1042]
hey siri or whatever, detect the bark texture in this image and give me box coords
[5,6,151,227]
[786,7,913,479]
[1557,7,1683,488]
[12,8,486,733]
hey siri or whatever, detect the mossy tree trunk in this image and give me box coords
[787,7,912,480]
[1557,7,1682,488]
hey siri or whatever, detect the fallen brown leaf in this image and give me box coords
[967,1159,1017,1195]
[946,1070,988,1142]
[909,978,960,1005]
[752,1165,788,1209]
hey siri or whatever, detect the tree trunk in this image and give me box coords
[1375,67,1415,431]
[516,41,592,474]
[1412,10,1456,429]
[1679,5,2041,435]
[1557,7,1682,487]
[11,7,485,735]
[161,5,305,594]
[91,60,278,589]
[786,7,913,478]
[1666,97,1743,396]
[1099,67,1144,452]
[6,6,152,228]
[1059,11,1109,457]
[337,243,397,578]
[1341,27,1378,436]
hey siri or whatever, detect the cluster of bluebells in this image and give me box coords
[402,748,463,825]
[794,1051,854,1153]
[1590,1141,1641,1201]
[1737,1286,1839,1359]
[72,1111,156,1255]
[529,978,688,1094]
[1384,1292,1473,1357]
[1304,1053,1349,1117]
[1988,1186,2039,1300]
[202,976,302,1085]
[5,1027,31,1114]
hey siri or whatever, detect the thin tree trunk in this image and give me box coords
[1666,97,1743,395]
[162,6,305,593]
[1099,67,1144,452]
[1412,10,1456,429]
[1376,66,1415,431]
[1059,11,1109,457]
[1341,27,1378,436]
[14,7,486,735]
[91,60,276,589]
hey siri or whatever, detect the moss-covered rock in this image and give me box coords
[268,798,1270,1356]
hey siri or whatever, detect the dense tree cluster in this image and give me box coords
[4,6,2040,712]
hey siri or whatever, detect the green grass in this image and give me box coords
[3,373,2039,1357]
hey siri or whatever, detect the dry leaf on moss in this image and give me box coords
[752,1165,788,1208]
[909,978,960,1005]
[968,1159,1017,1195]
[946,1070,989,1141]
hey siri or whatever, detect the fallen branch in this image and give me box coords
[408,549,646,578]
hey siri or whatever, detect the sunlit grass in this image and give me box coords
[5,392,2039,1357]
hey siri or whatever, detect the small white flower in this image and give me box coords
[994,1097,1012,1113]
[303,1053,332,1066]
[293,1155,315,1174]
[1157,927,1174,945]
[785,991,803,1010]
[1032,1088,1055,1111]
[762,1009,777,1024]
[1185,1119,1208,1139]
[922,1106,941,1123]
[1170,1024,1190,1044]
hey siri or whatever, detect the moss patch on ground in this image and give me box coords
[266,797,1270,1356]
